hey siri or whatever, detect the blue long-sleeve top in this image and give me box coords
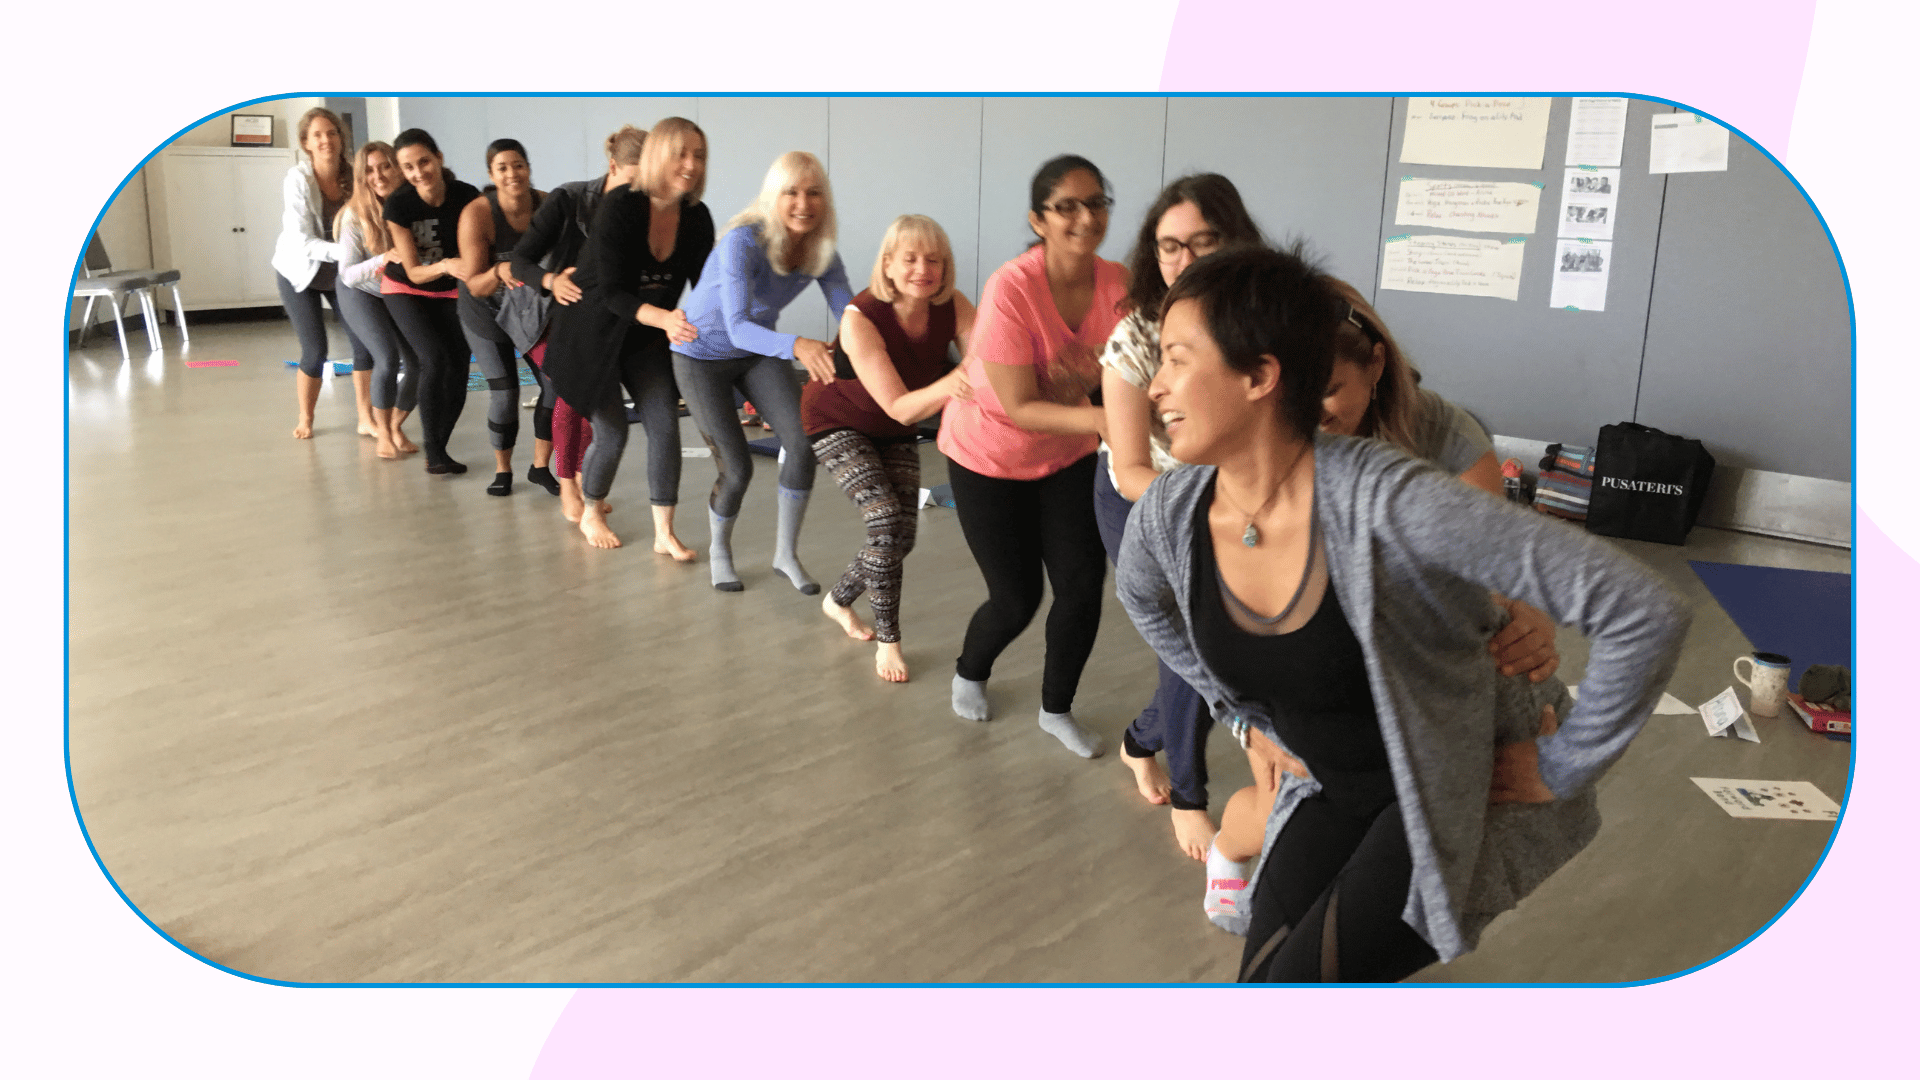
[677,224,852,361]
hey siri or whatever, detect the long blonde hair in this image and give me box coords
[726,151,837,277]
[1325,277,1422,456]
[337,141,396,256]
[634,117,707,204]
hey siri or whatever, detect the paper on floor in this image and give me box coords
[1700,686,1760,742]
[1691,778,1839,821]
[1655,692,1693,715]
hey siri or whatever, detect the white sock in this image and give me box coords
[1038,709,1104,758]
[951,674,990,721]
[708,507,742,592]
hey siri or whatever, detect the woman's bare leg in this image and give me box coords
[652,504,696,561]
[292,372,321,439]
[352,370,377,436]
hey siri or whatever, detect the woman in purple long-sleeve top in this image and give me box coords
[674,150,853,594]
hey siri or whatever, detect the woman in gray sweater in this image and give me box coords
[1116,247,1688,980]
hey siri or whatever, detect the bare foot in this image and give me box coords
[875,641,909,683]
[1172,808,1218,862]
[653,535,698,562]
[375,432,399,459]
[579,506,621,549]
[292,418,313,439]
[393,432,419,454]
[559,478,585,523]
[1121,747,1173,805]
[358,421,380,438]
[822,595,874,641]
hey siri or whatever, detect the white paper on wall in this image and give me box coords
[1549,238,1613,311]
[1565,97,1630,167]
[1556,167,1620,240]
[1400,98,1552,170]
[1379,234,1526,301]
[1650,112,1730,173]
[1395,177,1544,234]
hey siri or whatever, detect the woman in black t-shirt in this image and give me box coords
[382,128,484,475]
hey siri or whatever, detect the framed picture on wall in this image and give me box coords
[230,114,273,147]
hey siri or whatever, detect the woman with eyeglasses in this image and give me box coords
[454,137,554,497]
[1092,174,1266,856]
[935,154,1127,758]
[1196,277,1565,928]
[1117,246,1685,981]
[382,128,484,475]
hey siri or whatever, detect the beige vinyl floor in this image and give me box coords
[67,316,1853,984]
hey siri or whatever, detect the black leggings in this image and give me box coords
[383,292,470,464]
[814,429,921,644]
[333,285,417,412]
[580,340,682,506]
[948,453,1106,714]
[276,272,370,377]
[1239,797,1440,983]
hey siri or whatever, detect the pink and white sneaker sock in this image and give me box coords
[1204,839,1253,935]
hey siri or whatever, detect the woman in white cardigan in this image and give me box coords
[272,106,372,440]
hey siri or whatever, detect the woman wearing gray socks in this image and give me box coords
[674,151,853,593]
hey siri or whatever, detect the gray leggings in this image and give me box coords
[671,351,816,518]
[461,297,551,451]
[333,285,417,411]
[580,340,683,506]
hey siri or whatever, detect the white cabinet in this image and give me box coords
[146,146,295,309]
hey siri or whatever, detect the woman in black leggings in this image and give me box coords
[540,116,713,555]
[382,128,483,475]
[456,137,554,496]
[932,155,1130,758]
[1117,248,1686,981]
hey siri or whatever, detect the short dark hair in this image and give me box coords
[485,138,528,169]
[1122,173,1265,320]
[1159,245,1340,442]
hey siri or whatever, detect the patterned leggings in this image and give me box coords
[812,429,921,644]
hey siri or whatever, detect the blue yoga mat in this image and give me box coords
[1688,561,1851,687]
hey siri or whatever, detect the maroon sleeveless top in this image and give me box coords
[802,289,957,439]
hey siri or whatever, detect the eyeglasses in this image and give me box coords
[1043,195,1113,218]
[1155,231,1223,262]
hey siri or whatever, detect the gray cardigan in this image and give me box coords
[1116,432,1690,962]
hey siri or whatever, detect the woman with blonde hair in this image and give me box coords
[804,215,976,681]
[674,150,852,592]
[273,106,372,440]
[331,140,419,459]
[539,116,713,554]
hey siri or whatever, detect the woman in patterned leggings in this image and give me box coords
[801,215,975,682]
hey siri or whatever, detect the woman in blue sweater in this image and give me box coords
[675,151,853,593]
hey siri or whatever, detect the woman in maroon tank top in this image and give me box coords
[801,215,975,682]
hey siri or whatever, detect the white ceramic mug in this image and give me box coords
[1733,652,1792,718]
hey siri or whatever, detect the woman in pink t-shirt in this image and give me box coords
[936,155,1129,758]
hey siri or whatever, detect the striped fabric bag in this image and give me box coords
[1533,442,1595,522]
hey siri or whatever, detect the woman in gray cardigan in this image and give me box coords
[1116,248,1688,980]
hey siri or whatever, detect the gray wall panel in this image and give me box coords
[827,98,983,308]
[370,95,1850,484]
[1371,97,1667,447]
[696,97,833,341]
[1637,119,1851,480]
[977,97,1168,297]
[1162,97,1393,288]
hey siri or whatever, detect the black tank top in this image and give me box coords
[1190,477,1394,808]
[487,189,542,263]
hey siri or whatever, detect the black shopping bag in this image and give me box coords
[1585,423,1716,545]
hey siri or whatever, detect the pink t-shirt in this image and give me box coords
[938,244,1129,480]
